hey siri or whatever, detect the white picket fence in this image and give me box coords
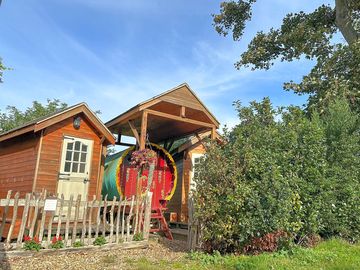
[0,190,152,250]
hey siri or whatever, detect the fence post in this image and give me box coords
[29,194,41,238]
[126,196,135,241]
[56,194,64,238]
[64,194,73,247]
[71,194,81,245]
[88,195,96,245]
[38,190,47,242]
[143,191,153,240]
[80,200,88,244]
[187,196,199,251]
[109,196,116,243]
[16,193,31,248]
[102,194,108,237]
[0,190,12,239]
[115,196,122,244]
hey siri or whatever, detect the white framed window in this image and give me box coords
[60,137,93,177]
[190,153,205,190]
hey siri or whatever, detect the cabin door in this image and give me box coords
[58,136,93,203]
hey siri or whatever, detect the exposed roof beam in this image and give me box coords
[128,120,140,146]
[177,130,212,153]
[117,142,136,147]
[145,109,215,128]
[180,106,186,118]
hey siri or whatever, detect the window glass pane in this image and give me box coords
[81,144,88,152]
[79,163,86,173]
[73,152,80,162]
[66,151,72,161]
[74,141,81,151]
[67,142,74,150]
[64,162,71,172]
[72,162,79,173]
[80,153,87,162]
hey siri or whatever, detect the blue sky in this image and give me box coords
[0,0,332,129]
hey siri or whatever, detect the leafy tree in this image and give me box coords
[0,57,7,83]
[213,1,360,112]
[0,99,68,132]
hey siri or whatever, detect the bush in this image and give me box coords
[73,241,84,248]
[93,236,107,246]
[23,236,42,251]
[242,231,291,254]
[194,98,360,253]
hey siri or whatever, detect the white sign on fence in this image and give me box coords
[44,198,58,211]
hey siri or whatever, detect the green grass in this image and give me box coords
[127,239,360,270]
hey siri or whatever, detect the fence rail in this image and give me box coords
[0,190,152,250]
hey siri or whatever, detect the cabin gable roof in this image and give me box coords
[106,83,220,129]
[0,103,115,144]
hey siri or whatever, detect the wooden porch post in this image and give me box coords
[211,126,216,140]
[116,130,122,145]
[140,111,148,150]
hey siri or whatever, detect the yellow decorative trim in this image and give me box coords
[115,146,135,198]
[115,143,177,201]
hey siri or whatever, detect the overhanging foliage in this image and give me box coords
[213,1,360,113]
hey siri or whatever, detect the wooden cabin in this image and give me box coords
[0,103,114,238]
[0,103,115,200]
[105,83,220,223]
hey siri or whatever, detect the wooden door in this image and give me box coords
[57,136,93,201]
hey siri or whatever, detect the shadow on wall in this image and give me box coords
[0,242,10,270]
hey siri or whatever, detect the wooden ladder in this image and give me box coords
[149,208,173,240]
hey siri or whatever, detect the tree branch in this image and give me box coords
[336,0,359,44]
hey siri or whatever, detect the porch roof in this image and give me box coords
[106,83,219,147]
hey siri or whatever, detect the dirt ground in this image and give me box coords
[0,238,188,270]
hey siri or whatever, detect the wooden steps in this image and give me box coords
[149,208,173,240]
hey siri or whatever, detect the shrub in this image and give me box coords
[23,236,42,251]
[73,241,84,248]
[242,231,291,254]
[50,236,64,249]
[193,98,360,253]
[93,236,107,246]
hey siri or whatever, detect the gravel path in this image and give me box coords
[0,238,187,270]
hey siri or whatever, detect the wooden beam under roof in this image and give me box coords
[144,109,215,128]
[118,142,136,147]
[180,106,186,118]
[128,120,140,146]
[177,130,212,153]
